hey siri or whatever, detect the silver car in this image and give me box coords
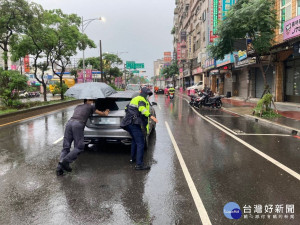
[84,91,157,147]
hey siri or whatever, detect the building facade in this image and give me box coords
[171,0,300,103]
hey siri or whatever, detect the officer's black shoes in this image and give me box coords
[59,161,72,172]
[56,168,64,176]
[130,159,136,164]
[135,165,151,170]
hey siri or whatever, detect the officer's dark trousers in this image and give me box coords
[59,120,85,164]
[127,124,145,166]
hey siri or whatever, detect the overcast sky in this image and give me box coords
[32,0,175,78]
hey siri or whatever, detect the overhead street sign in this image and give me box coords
[126,61,136,69]
[126,61,144,69]
[135,63,144,69]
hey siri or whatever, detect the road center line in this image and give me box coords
[185,101,300,181]
[165,121,212,225]
[53,137,63,144]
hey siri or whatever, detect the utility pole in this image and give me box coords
[124,63,126,87]
[100,40,103,82]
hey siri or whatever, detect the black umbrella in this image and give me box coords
[65,82,117,99]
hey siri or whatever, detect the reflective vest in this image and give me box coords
[168,87,175,94]
[126,95,151,133]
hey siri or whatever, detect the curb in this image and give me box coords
[222,108,300,135]
[0,99,81,120]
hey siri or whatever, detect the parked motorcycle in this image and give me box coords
[189,93,199,107]
[197,91,222,108]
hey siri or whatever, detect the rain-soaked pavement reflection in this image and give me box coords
[0,94,299,225]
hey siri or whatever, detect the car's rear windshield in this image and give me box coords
[95,98,131,111]
[126,85,140,91]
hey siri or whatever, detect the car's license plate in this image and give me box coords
[92,117,119,125]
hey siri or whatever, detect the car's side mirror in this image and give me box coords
[151,102,158,106]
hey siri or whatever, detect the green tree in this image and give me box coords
[161,61,179,86]
[209,0,277,91]
[11,3,55,102]
[78,57,100,70]
[70,68,78,80]
[0,0,30,70]
[102,53,123,83]
[51,81,68,96]
[48,9,96,100]
[0,68,27,106]
[78,54,123,83]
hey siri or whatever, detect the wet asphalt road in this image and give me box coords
[0,94,299,225]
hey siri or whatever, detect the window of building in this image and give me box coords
[298,0,300,16]
[280,0,292,33]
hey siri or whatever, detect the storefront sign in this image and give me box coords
[209,69,219,75]
[222,0,236,18]
[284,15,300,40]
[183,69,190,77]
[164,52,172,62]
[204,58,216,69]
[192,67,203,75]
[187,35,193,59]
[177,43,181,61]
[216,53,235,67]
[237,50,247,61]
[24,55,30,73]
[234,57,256,68]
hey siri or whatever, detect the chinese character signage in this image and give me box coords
[85,69,92,82]
[164,52,172,62]
[204,58,216,69]
[24,55,30,73]
[77,70,83,83]
[224,202,295,221]
[222,0,236,18]
[284,15,300,40]
[216,53,236,67]
[177,43,181,62]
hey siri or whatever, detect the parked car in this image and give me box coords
[187,81,204,92]
[19,91,29,98]
[154,86,164,94]
[84,91,157,148]
[28,91,40,98]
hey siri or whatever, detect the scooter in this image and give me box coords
[198,91,222,108]
[169,92,174,99]
[189,92,201,107]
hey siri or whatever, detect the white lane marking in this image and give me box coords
[165,121,212,225]
[185,101,300,181]
[237,134,291,136]
[158,105,161,110]
[205,116,238,135]
[53,137,63,144]
[205,115,237,117]
[205,116,291,137]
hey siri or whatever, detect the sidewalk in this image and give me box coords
[222,97,300,134]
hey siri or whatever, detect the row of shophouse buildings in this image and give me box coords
[172,0,300,103]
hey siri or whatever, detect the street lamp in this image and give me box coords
[81,16,103,82]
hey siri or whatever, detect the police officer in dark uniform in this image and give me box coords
[56,99,109,176]
[121,87,158,170]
